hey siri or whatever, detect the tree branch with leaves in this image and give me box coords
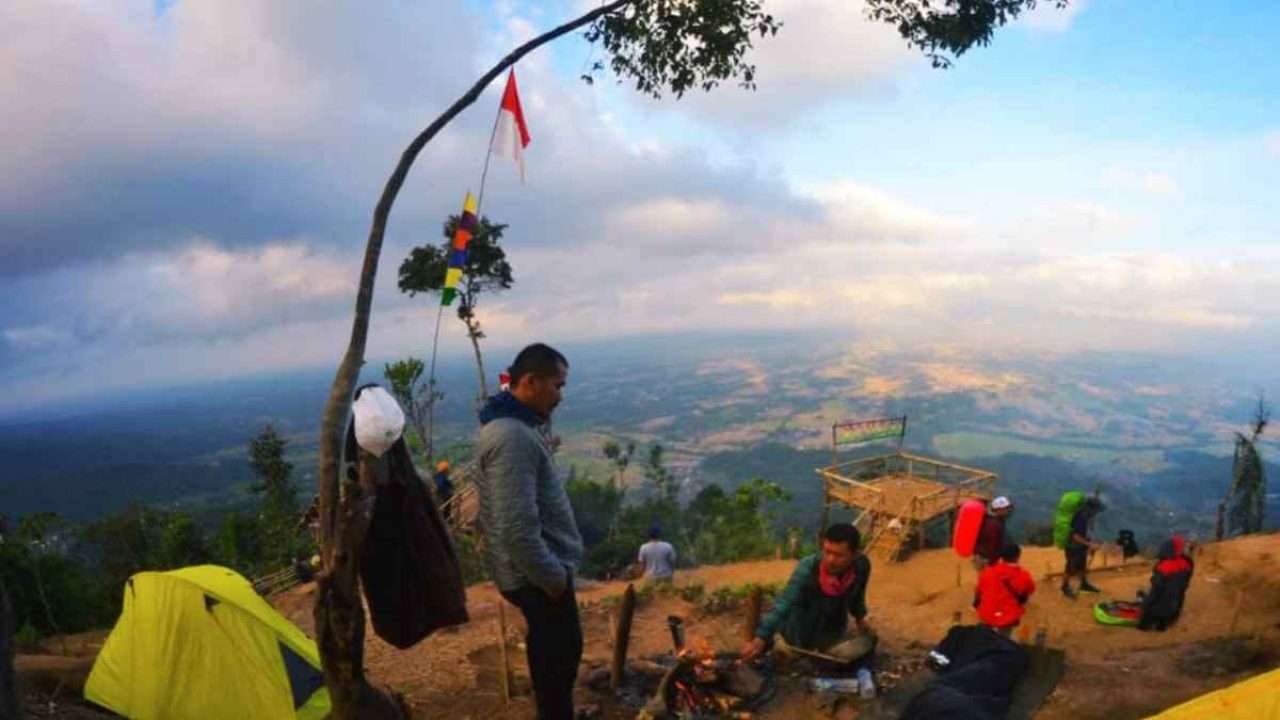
[1220,394,1269,539]
[384,358,443,458]
[399,216,513,405]
[313,1,1065,715]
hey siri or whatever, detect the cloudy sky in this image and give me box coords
[2,0,1277,414]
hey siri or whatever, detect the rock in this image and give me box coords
[721,664,765,698]
[809,690,841,717]
[582,667,611,691]
[834,705,859,720]
[630,659,669,679]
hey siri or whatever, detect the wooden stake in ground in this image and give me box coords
[610,584,638,689]
[745,588,764,641]
[496,602,512,704]
[1229,588,1245,635]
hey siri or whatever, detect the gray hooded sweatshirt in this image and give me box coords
[476,392,583,594]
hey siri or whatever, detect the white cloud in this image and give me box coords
[610,198,733,246]
[144,243,353,332]
[1265,130,1280,157]
[6,240,356,347]
[0,0,481,270]
[2,325,71,350]
[1,0,1275,413]
[718,291,817,309]
[810,181,976,244]
[1104,167,1180,198]
[640,0,918,127]
[1022,0,1087,33]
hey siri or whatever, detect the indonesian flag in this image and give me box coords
[490,69,531,183]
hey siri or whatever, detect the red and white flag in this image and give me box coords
[490,69,531,184]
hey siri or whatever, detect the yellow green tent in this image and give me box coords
[85,565,330,720]
[1146,667,1280,719]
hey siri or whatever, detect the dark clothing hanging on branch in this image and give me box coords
[350,430,469,648]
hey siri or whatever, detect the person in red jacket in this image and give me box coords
[974,543,1036,636]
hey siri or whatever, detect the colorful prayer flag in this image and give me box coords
[490,69,531,184]
[441,192,477,307]
[833,416,907,447]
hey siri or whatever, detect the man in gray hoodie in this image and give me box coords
[476,343,584,720]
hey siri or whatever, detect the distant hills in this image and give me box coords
[1,334,1274,544]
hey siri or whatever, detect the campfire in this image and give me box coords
[632,617,769,719]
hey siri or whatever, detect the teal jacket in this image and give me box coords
[755,553,871,650]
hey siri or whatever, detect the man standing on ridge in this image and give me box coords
[476,343,584,720]
[434,459,454,523]
[1062,497,1105,599]
[637,526,677,583]
[974,496,1013,571]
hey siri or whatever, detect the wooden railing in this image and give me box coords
[251,565,305,596]
[437,460,480,533]
[816,449,998,562]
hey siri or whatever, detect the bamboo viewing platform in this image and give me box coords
[817,450,997,563]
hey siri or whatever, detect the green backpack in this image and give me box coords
[1053,491,1086,549]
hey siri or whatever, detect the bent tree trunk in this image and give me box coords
[314,452,402,719]
[464,315,490,405]
[312,2,633,717]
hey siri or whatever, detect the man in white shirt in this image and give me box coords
[637,526,677,582]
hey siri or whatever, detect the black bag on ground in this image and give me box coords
[349,428,469,648]
[902,625,1028,720]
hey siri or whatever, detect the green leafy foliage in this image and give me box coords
[585,0,781,98]
[567,469,625,548]
[1228,396,1269,536]
[569,446,792,578]
[217,512,265,573]
[398,216,513,329]
[0,514,111,638]
[452,532,488,586]
[248,425,302,566]
[622,579,781,615]
[384,358,442,458]
[602,439,635,487]
[398,215,514,399]
[645,443,679,503]
[864,0,1069,68]
[582,0,1065,98]
[686,478,791,565]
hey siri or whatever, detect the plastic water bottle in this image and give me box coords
[857,668,877,699]
[808,677,862,694]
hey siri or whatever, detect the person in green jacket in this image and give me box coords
[740,523,876,695]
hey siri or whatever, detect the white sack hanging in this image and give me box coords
[352,386,405,457]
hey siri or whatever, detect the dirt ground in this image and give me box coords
[17,534,1280,719]
[282,533,1280,719]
